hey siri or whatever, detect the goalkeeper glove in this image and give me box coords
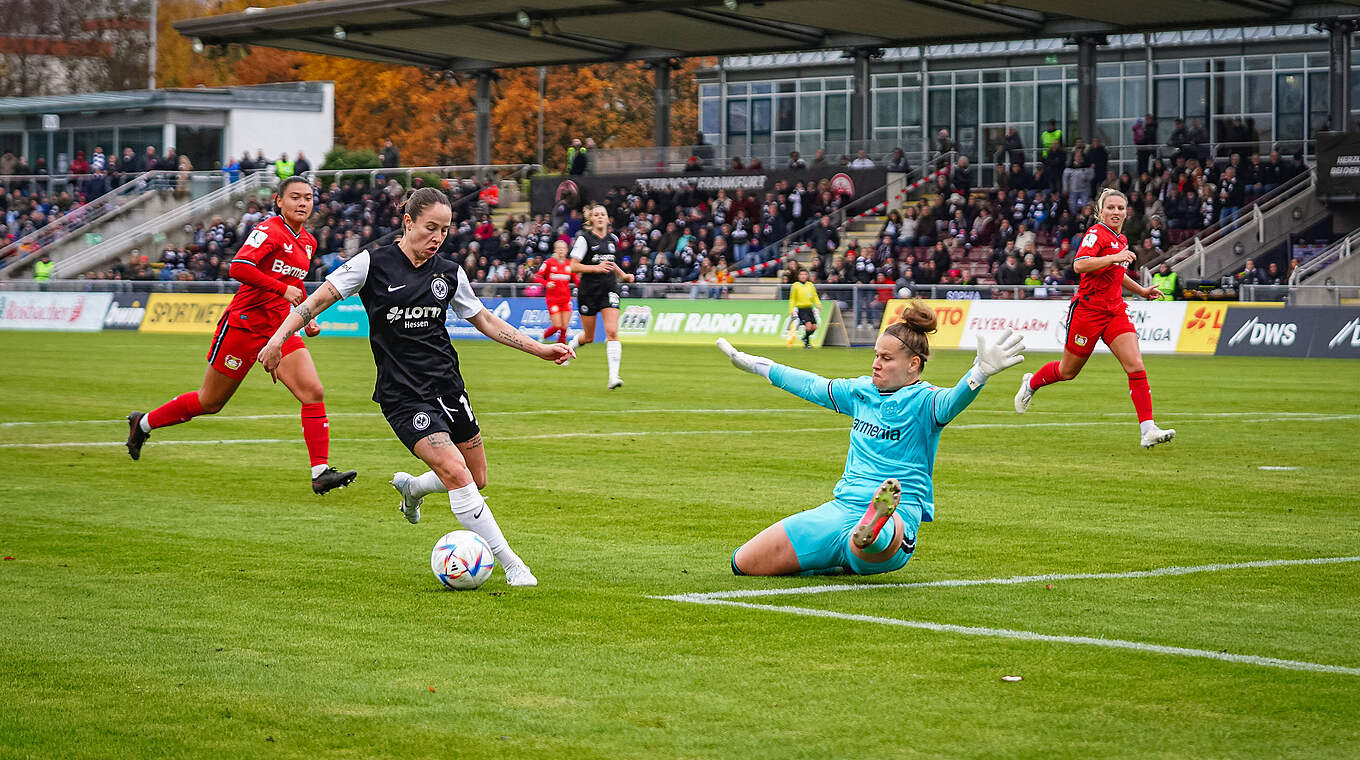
[967,328,1025,390]
[717,337,774,379]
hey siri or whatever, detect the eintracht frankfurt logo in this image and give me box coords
[412,412,431,431]
[431,277,448,300]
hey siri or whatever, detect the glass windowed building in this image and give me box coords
[698,25,1353,183]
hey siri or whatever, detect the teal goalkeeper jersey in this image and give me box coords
[767,364,983,522]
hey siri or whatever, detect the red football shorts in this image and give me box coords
[547,298,572,315]
[206,316,305,380]
[1064,301,1136,357]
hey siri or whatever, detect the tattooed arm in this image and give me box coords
[467,307,575,364]
[257,281,342,379]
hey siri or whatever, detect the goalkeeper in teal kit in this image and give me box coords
[717,301,1025,576]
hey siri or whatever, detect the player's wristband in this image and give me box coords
[966,363,988,391]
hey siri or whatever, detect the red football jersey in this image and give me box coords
[227,217,315,335]
[536,257,574,298]
[1072,222,1130,312]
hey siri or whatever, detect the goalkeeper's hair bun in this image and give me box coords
[883,300,936,363]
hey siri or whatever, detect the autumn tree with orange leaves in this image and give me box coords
[155,0,701,171]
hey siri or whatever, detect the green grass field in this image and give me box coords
[2,331,1359,759]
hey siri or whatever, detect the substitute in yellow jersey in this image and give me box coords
[788,268,822,348]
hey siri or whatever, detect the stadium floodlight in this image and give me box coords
[191,37,204,54]
[723,0,739,10]
[516,9,532,28]
[333,25,347,40]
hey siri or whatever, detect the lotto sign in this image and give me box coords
[1177,303,1231,354]
[0,292,112,331]
[878,299,971,349]
[139,294,233,334]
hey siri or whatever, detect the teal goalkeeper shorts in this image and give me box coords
[780,499,919,575]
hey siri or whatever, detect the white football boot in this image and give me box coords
[1140,425,1176,449]
[390,472,422,524]
[608,377,623,390]
[504,563,538,587]
[1014,372,1035,414]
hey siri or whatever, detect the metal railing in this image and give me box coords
[732,156,954,277]
[0,170,159,271]
[304,163,540,188]
[1141,168,1315,280]
[1240,283,1360,305]
[1289,226,1360,285]
[50,171,272,279]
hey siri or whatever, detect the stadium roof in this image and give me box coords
[0,82,327,116]
[175,0,1360,72]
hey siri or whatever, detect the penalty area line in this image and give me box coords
[672,597,1360,677]
[655,555,1360,601]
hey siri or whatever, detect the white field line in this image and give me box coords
[672,597,1360,677]
[0,427,845,449]
[3,413,1358,449]
[654,555,1360,677]
[654,555,1360,601]
[0,408,1349,428]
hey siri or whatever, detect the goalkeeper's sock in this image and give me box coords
[448,483,524,569]
[1028,360,1064,391]
[410,470,449,499]
[1128,370,1153,423]
[568,334,582,353]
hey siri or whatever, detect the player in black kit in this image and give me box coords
[567,203,634,389]
[258,188,573,587]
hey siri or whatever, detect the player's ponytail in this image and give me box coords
[883,300,937,364]
[403,186,451,222]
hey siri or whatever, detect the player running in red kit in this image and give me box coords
[125,175,357,493]
[1013,188,1176,449]
[535,239,575,343]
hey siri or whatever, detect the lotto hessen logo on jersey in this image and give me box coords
[387,305,445,329]
[270,259,307,279]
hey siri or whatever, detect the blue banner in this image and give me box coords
[446,297,597,342]
[314,296,370,338]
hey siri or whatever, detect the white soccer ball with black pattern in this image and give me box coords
[430,530,494,590]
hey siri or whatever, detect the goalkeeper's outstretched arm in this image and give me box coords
[716,338,840,412]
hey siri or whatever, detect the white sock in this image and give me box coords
[310,464,328,478]
[606,339,622,379]
[410,470,448,498]
[1140,420,1156,435]
[448,483,524,569]
[139,414,152,433]
[568,335,581,352]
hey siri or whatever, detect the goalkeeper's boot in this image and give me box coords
[608,376,624,390]
[389,472,422,523]
[312,467,357,495]
[126,412,150,460]
[504,562,538,587]
[1140,424,1176,449]
[1014,373,1035,414]
[852,478,901,549]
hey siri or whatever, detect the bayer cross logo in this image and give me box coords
[412,412,431,431]
[431,277,448,300]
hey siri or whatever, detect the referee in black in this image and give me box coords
[259,187,572,587]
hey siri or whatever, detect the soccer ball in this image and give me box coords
[430,530,494,590]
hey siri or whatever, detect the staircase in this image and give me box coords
[51,172,273,278]
[1147,170,1328,282]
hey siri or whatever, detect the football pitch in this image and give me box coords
[2,331,1358,759]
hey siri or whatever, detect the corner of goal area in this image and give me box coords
[647,555,1360,677]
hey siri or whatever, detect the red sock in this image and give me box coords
[542,326,555,339]
[1028,360,1064,391]
[1127,370,1153,423]
[557,330,568,344]
[300,402,329,468]
[145,392,204,430]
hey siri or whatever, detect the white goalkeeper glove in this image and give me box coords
[967,328,1025,390]
[717,337,773,379]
